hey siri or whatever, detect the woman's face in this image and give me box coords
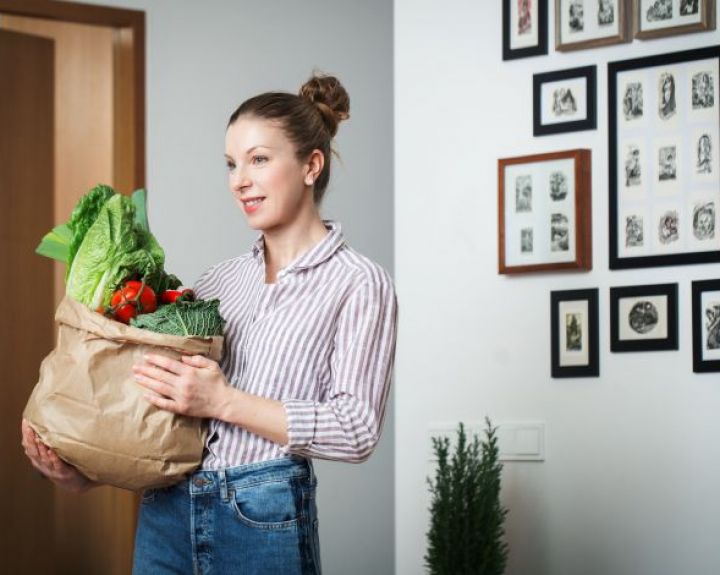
[224,115,316,231]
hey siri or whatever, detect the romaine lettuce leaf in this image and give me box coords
[66,194,167,309]
[66,184,115,277]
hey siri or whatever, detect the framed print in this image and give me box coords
[609,46,720,269]
[534,65,597,136]
[556,0,631,51]
[503,0,548,60]
[635,0,716,39]
[692,279,720,372]
[551,288,599,377]
[498,149,592,274]
[610,283,678,351]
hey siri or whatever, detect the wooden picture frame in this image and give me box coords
[634,0,716,40]
[692,278,720,372]
[499,149,592,274]
[610,283,678,351]
[551,288,600,378]
[608,46,720,269]
[534,65,597,136]
[555,0,631,51]
[503,0,548,60]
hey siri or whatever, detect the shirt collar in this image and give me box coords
[251,219,345,273]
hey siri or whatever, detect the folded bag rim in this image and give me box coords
[55,295,224,361]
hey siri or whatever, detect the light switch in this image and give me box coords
[427,421,546,463]
[495,422,545,461]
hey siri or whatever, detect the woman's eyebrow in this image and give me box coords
[245,145,274,154]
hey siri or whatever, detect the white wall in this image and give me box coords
[395,1,720,574]
[79,1,394,573]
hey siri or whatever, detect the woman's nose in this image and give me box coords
[230,168,251,191]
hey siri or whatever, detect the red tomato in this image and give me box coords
[109,280,157,324]
[160,288,195,304]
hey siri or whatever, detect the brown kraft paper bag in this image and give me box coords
[23,295,224,491]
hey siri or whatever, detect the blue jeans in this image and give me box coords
[132,455,321,574]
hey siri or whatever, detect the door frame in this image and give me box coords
[0,0,145,186]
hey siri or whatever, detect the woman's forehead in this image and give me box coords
[225,116,288,149]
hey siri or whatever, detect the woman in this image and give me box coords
[21,73,399,574]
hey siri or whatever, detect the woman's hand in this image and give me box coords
[133,353,232,419]
[20,419,98,494]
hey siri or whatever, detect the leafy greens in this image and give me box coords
[130,299,225,337]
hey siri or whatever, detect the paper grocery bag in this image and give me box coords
[23,296,224,491]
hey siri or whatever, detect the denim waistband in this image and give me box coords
[183,456,315,499]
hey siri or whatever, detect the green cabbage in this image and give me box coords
[130,300,225,337]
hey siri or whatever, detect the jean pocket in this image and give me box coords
[140,488,156,504]
[229,479,303,531]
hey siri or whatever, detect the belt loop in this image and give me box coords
[218,469,228,501]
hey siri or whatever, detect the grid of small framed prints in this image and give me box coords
[503,0,715,58]
[498,3,720,377]
[609,46,720,269]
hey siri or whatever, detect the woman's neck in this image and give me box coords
[262,215,329,272]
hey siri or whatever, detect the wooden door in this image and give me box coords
[0,28,57,575]
[0,2,145,572]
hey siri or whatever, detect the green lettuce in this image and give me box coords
[37,185,182,310]
[130,299,225,337]
[66,184,115,275]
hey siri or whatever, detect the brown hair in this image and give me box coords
[227,72,350,205]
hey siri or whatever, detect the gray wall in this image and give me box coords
[81,1,395,573]
[395,0,720,574]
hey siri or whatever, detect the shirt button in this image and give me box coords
[193,478,205,488]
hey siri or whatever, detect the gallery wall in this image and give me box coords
[395,1,720,574]
[78,1,394,573]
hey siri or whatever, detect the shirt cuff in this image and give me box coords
[282,399,317,453]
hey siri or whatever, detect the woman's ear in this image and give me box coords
[305,149,325,186]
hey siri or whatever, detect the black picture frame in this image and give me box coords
[503,0,548,61]
[534,65,597,136]
[608,45,720,269]
[551,288,599,378]
[692,278,720,372]
[610,283,678,351]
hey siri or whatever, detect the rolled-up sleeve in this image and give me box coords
[281,273,398,463]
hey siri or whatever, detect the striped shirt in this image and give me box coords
[193,219,398,468]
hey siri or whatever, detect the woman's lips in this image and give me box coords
[242,197,265,214]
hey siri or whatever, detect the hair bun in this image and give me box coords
[299,73,350,138]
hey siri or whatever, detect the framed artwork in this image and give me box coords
[555,0,631,51]
[551,288,599,377]
[503,0,549,60]
[609,46,720,269]
[634,0,716,39]
[610,283,678,351]
[534,65,597,136]
[692,279,720,372]
[498,149,592,274]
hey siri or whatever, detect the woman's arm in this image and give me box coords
[280,274,398,463]
[133,354,290,446]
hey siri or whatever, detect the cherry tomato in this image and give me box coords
[109,280,157,324]
[160,288,195,304]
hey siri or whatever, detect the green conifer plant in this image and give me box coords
[425,417,509,575]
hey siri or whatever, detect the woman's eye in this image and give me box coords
[252,155,268,165]
[226,162,236,172]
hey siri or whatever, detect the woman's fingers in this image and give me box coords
[21,420,40,459]
[181,354,213,368]
[134,373,175,399]
[140,353,186,376]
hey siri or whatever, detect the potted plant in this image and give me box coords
[425,417,509,575]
